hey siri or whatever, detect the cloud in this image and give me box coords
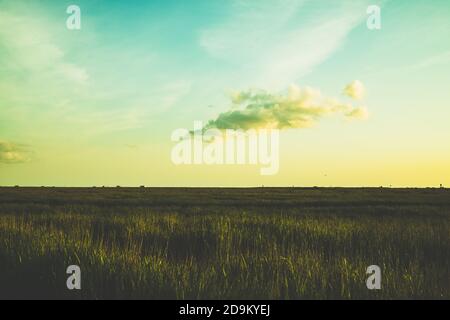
[0,10,89,85]
[204,84,369,131]
[344,80,366,100]
[344,106,369,120]
[200,0,370,89]
[0,141,32,164]
[0,6,192,137]
[409,50,450,71]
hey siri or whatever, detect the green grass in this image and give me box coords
[0,187,448,299]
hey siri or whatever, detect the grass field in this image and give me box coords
[0,187,448,300]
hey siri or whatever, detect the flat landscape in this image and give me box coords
[0,187,448,299]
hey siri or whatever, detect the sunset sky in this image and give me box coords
[1,0,449,187]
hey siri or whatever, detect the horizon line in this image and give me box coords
[0,185,447,189]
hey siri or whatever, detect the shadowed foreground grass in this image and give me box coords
[0,187,448,299]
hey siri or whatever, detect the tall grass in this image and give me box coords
[0,188,448,299]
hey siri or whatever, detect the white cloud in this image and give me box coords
[204,83,369,131]
[0,7,193,137]
[0,11,89,85]
[200,0,370,89]
[344,80,366,100]
[409,50,450,71]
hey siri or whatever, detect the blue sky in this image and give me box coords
[1,0,450,186]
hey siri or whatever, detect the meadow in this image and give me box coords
[0,187,448,300]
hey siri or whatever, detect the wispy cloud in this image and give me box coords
[0,141,32,164]
[61,80,192,135]
[0,5,192,137]
[408,50,450,71]
[0,11,89,85]
[203,83,369,131]
[200,0,369,89]
[344,80,366,100]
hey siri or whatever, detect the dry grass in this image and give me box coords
[0,187,448,299]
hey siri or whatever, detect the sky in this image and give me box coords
[0,0,449,187]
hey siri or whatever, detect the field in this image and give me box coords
[0,187,448,300]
